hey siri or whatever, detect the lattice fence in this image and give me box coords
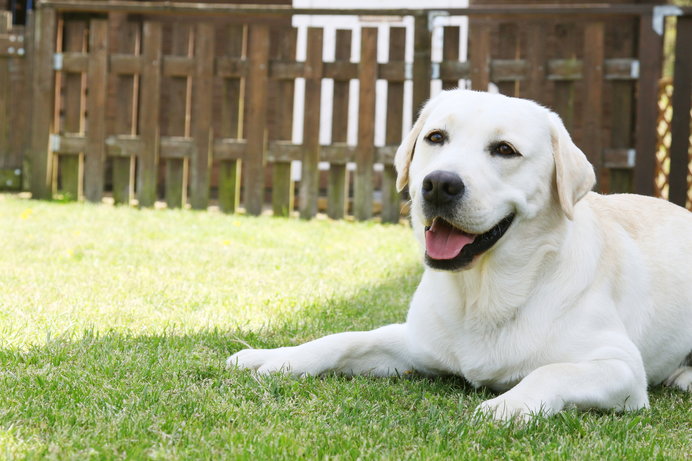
[655,78,692,210]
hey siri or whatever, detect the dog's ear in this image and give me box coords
[395,97,441,192]
[549,111,596,220]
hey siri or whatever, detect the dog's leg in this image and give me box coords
[664,353,692,391]
[478,349,649,421]
[227,324,414,377]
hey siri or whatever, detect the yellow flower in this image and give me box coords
[222,240,232,246]
[20,208,33,220]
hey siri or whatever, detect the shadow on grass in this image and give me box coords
[0,260,476,393]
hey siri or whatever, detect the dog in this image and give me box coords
[228,89,692,420]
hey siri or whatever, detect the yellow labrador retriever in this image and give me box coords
[228,89,692,420]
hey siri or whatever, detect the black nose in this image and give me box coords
[422,171,465,205]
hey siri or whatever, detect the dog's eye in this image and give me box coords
[492,142,520,157]
[425,130,446,145]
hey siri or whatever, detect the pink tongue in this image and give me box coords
[425,220,475,260]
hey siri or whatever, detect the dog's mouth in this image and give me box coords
[424,214,515,271]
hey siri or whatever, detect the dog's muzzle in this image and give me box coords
[421,170,514,271]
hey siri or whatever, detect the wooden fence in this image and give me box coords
[1,2,692,219]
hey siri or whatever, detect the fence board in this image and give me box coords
[581,22,604,186]
[523,22,547,103]
[441,26,459,91]
[552,23,577,133]
[633,14,663,197]
[0,13,29,190]
[164,24,191,209]
[327,28,351,219]
[354,27,377,221]
[109,16,138,205]
[29,6,57,199]
[83,19,108,203]
[244,24,270,216]
[382,26,406,224]
[190,23,214,210]
[470,21,491,91]
[218,25,244,214]
[59,20,86,200]
[496,22,518,96]
[413,14,431,116]
[271,26,296,217]
[298,27,323,219]
[0,13,9,172]
[137,21,162,207]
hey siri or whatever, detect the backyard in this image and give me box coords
[0,193,690,459]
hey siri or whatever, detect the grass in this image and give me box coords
[0,193,690,460]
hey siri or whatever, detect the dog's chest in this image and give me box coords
[408,280,554,390]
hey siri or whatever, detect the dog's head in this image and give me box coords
[395,90,595,271]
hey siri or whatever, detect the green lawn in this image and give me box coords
[0,193,689,460]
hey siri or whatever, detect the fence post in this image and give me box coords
[84,19,108,203]
[29,6,57,200]
[668,15,692,207]
[190,23,215,210]
[245,24,270,216]
[354,27,377,221]
[634,13,663,197]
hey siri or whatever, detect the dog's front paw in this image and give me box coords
[226,347,311,376]
[477,393,556,422]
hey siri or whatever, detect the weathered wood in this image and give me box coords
[523,22,547,103]
[469,21,491,91]
[382,26,406,224]
[633,14,662,197]
[83,19,108,203]
[609,83,635,193]
[109,15,138,205]
[607,19,636,194]
[413,13,431,117]
[29,6,57,199]
[327,28,351,220]
[190,23,214,210]
[298,27,323,219]
[354,27,377,221]
[496,22,519,96]
[441,26,459,90]
[109,53,143,75]
[218,159,241,213]
[218,25,245,214]
[164,24,191,209]
[59,20,86,200]
[552,23,578,134]
[271,27,296,217]
[0,13,10,170]
[582,22,604,189]
[137,21,162,207]
[0,13,30,189]
[668,15,692,208]
[244,24,270,216]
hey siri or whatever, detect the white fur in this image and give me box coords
[228,90,692,421]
